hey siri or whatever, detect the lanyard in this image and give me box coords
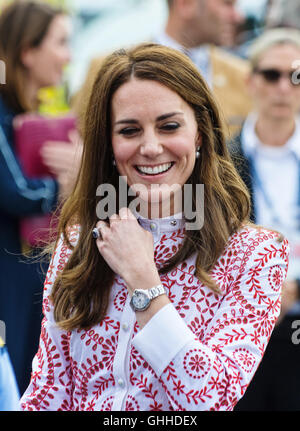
[248,153,300,230]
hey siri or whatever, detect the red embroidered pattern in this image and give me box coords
[183,349,211,379]
[20,224,289,411]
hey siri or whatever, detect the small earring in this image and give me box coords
[112,158,116,166]
[196,146,201,159]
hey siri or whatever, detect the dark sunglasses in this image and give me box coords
[253,68,299,86]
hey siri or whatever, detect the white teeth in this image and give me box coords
[137,163,172,175]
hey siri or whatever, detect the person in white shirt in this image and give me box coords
[20,43,288,411]
[230,28,300,411]
[148,0,252,138]
[158,0,243,82]
[72,0,252,139]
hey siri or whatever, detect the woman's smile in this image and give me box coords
[135,162,175,176]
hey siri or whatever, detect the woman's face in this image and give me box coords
[248,43,300,121]
[111,78,201,217]
[22,14,71,88]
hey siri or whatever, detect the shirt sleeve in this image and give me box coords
[132,230,289,411]
[0,124,58,217]
[20,232,76,411]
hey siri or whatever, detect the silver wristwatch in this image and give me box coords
[130,284,167,312]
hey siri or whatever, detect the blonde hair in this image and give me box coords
[249,27,300,69]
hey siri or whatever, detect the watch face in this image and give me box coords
[131,290,150,311]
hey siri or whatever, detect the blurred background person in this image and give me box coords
[229,28,300,411]
[265,0,300,31]
[72,0,253,139]
[0,0,80,395]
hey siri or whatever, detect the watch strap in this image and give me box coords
[148,284,167,300]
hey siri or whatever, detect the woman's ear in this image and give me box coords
[20,46,36,69]
[196,132,202,148]
[195,133,202,159]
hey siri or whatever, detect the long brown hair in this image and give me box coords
[0,0,65,113]
[50,43,251,330]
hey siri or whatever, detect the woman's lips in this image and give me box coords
[135,162,174,176]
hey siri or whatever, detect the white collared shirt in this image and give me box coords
[153,32,212,86]
[241,113,300,312]
[241,113,300,234]
[20,217,288,411]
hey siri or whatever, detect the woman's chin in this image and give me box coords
[128,189,183,219]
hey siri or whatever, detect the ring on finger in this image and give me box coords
[92,227,102,240]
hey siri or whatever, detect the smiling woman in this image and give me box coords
[20,43,289,411]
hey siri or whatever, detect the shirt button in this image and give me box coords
[122,323,129,331]
[118,378,125,388]
[150,222,157,231]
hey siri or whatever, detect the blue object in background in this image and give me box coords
[0,337,20,411]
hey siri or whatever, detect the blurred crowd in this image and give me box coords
[1,0,300,411]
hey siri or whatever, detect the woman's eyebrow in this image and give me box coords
[156,111,184,121]
[114,118,137,125]
[114,111,184,126]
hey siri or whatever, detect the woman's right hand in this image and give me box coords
[40,129,83,200]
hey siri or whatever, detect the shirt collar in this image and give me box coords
[153,31,184,53]
[154,32,211,84]
[132,209,186,234]
[241,112,300,160]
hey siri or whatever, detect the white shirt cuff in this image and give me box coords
[132,303,195,377]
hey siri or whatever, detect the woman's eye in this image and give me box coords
[119,127,139,136]
[161,122,180,131]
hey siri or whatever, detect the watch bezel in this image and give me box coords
[130,289,151,311]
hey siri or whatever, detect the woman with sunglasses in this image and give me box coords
[230,28,300,411]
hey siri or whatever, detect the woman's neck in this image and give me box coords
[137,201,181,220]
[23,76,40,111]
[133,192,183,220]
[255,115,296,148]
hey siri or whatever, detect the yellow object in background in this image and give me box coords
[0,0,69,12]
[38,86,70,116]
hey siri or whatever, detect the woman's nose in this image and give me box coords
[277,75,293,93]
[139,131,163,158]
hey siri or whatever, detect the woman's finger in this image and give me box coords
[119,207,136,220]
[109,213,121,225]
[95,221,109,241]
